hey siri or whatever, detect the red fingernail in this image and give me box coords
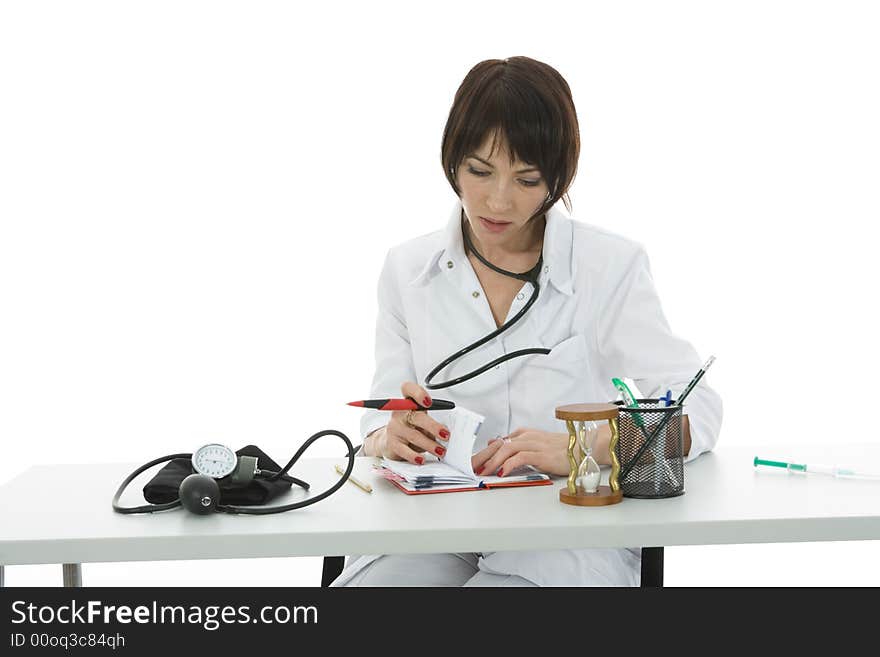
[415,456,424,465]
[435,446,445,456]
[475,466,484,475]
[440,429,450,439]
[497,468,504,477]
[423,396,432,406]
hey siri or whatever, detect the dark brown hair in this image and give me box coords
[441,56,580,217]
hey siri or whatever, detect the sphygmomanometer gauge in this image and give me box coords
[191,443,238,479]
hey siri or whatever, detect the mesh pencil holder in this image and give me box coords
[613,399,685,499]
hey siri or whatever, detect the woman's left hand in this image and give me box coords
[471,428,571,477]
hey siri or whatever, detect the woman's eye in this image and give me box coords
[467,166,542,187]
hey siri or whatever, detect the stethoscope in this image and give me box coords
[425,210,551,390]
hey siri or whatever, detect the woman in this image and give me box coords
[332,56,722,586]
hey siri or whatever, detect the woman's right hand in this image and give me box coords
[366,381,451,464]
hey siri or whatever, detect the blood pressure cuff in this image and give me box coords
[142,445,293,505]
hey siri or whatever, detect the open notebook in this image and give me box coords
[374,406,552,494]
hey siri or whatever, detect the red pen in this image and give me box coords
[347,398,456,411]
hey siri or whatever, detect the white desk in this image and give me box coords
[2,444,879,585]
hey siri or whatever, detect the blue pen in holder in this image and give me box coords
[613,399,685,499]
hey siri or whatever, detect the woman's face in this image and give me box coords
[456,134,549,250]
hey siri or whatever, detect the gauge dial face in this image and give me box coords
[192,443,237,479]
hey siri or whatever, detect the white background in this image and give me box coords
[2,1,878,586]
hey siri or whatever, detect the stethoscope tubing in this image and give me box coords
[425,216,550,390]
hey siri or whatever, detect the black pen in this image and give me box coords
[672,356,715,408]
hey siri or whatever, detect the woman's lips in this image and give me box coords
[480,216,511,233]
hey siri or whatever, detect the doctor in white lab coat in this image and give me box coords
[332,56,722,587]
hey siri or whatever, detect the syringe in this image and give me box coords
[753,457,880,480]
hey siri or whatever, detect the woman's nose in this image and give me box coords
[486,180,514,214]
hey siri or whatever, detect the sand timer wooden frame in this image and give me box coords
[555,403,623,506]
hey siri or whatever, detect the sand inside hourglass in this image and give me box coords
[577,421,602,493]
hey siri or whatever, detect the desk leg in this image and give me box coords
[321,556,345,587]
[63,564,82,587]
[640,547,664,587]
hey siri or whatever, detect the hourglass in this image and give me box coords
[555,403,623,506]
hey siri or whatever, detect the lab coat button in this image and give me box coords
[543,266,549,273]
[472,291,480,298]
[516,292,525,300]
[447,260,454,269]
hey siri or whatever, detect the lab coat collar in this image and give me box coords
[408,202,574,295]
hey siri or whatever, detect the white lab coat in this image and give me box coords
[335,201,723,586]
